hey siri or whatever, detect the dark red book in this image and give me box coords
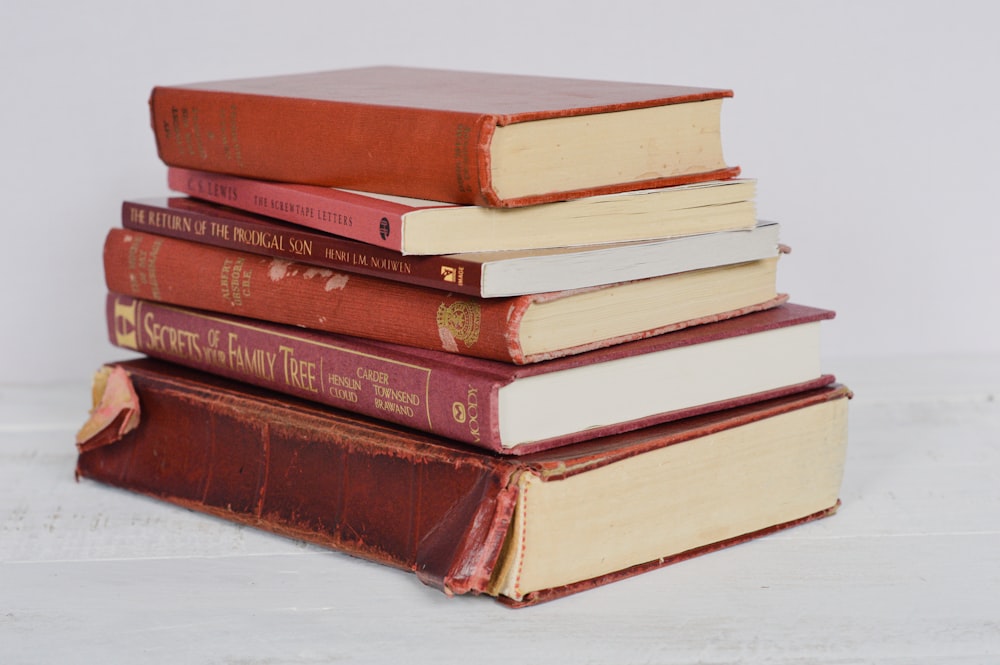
[105,294,837,453]
[121,195,776,297]
[75,358,851,606]
[149,66,739,208]
[166,168,758,255]
[102,228,783,364]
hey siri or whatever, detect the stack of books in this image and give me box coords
[76,66,850,607]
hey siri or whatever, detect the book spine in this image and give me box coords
[102,228,522,362]
[105,294,507,449]
[122,198,487,296]
[150,88,495,206]
[167,168,407,252]
[75,359,518,597]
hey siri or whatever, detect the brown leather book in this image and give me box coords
[76,359,851,606]
[149,66,739,208]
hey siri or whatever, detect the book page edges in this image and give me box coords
[502,374,838,455]
[484,167,741,209]
[522,384,851,480]
[514,292,789,365]
[491,389,851,605]
[500,502,841,608]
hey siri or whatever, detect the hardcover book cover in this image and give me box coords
[102,228,783,364]
[75,358,851,606]
[150,66,739,207]
[105,294,837,452]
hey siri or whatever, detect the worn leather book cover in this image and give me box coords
[105,293,837,453]
[75,358,851,606]
[166,167,758,255]
[102,228,783,364]
[149,66,739,208]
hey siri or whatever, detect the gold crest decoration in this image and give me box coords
[435,301,482,347]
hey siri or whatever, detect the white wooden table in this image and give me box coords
[2,355,998,664]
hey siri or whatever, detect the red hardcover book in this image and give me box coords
[149,66,739,208]
[167,167,758,255]
[122,196,778,298]
[75,358,851,606]
[105,294,837,453]
[102,228,783,364]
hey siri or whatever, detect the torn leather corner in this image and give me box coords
[75,364,141,453]
[414,469,517,597]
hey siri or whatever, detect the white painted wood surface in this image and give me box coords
[2,355,998,664]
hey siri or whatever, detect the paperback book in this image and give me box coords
[167,168,757,255]
[122,195,777,297]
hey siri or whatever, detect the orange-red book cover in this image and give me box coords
[75,358,849,606]
[102,228,782,364]
[149,66,739,208]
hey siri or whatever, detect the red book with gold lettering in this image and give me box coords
[149,66,739,208]
[120,194,774,297]
[102,228,784,365]
[105,293,836,453]
[75,358,851,606]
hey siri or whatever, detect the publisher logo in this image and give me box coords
[379,217,390,240]
[451,387,480,443]
[440,266,457,283]
[113,298,139,350]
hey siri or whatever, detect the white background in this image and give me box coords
[2,0,998,384]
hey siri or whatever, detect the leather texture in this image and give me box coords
[76,358,849,605]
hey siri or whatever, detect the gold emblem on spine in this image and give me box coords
[113,298,139,349]
[436,301,481,346]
